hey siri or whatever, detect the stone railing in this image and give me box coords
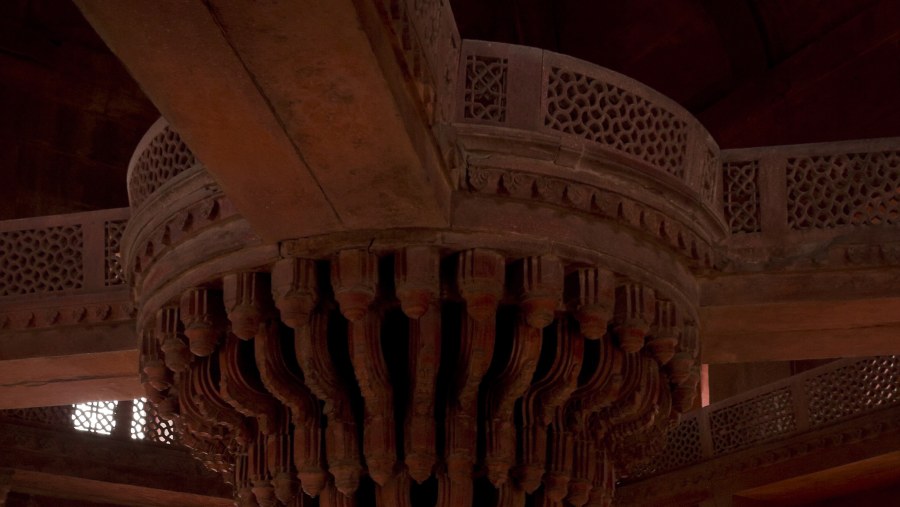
[630,355,900,479]
[0,208,129,296]
[721,138,900,236]
[455,40,722,214]
[0,208,131,330]
[127,117,200,210]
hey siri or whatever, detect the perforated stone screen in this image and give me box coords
[786,151,900,230]
[723,160,761,234]
[709,387,796,455]
[72,400,117,435]
[18,399,179,445]
[544,67,688,178]
[131,397,177,445]
[0,225,83,296]
[104,219,127,286]
[806,356,900,427]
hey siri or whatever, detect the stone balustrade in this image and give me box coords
[715,138,900,275]
[626,355,900,482]
[0,207,131,331]
[455,40,723,219]
[722,138,900,236]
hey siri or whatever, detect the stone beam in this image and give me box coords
[0,419,231,507]
[700,269,900,363]
[0,327,141,409]
[75,0,451,242]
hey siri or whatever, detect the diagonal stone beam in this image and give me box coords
[75,0,451,242]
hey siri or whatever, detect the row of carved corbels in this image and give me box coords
[200,279,327,503]
[482,256,562,490]
[272,259,361,497]
[331,249,396,488]
[394,247,442,486]
[136,247,701,506]
[150,252,694,367]
[139,286,299,504]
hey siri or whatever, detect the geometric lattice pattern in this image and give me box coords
[806,356,900,428]
[786,151,900,230]
[652,416,703,473]
[131,397,177,445]
[72,400,118,435]
[2,399,179,447]
[464,55,508,122]
[105,219,127,286]
[0,225,83,296]
[545,67,688,179]
[709,387,795,455]
[723,160,761,234]
[129,125,197,209]
[624,356,900,480]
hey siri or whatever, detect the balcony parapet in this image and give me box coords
[445,41,728,282]
[719,138,900,272]
[0,207,132,331]
[624,355,900,485]
[454,41,722,212]
[127,118,200,211]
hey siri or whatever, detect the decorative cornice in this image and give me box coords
[462,165,718,271]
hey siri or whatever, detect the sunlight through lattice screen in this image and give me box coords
[71,400,117,434]
[131,398,147,440]
[71,398,176,444]
[131,398,177,444]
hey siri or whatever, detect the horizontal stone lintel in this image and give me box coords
[0,419,230,506]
